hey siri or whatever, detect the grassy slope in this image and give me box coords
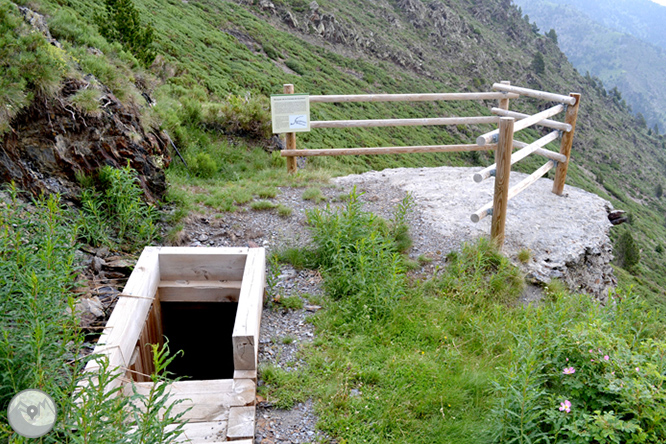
[7,0,666,298]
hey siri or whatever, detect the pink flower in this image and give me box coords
[559,400,571,413]
[636,367,640,372]
[589,349,594,353]
[604,355,610,361]
[563,367,576,375]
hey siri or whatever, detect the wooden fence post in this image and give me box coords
[283,84,298,174]
[552,93,581,195]
[491,117,514,248]
[498,80,511,111]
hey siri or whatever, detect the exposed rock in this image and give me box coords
[259,0,276,14]
[335,167,617,301]
[1,78,170,201]
[18,6,60,48]
[282,10,299,28]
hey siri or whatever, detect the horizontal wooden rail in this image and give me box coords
[491,108,572,132]
[476,105,564,146]
[310,116,498,129]
[281,144,496,157]
[473,131,560,182]
[471,160,556,222]
[513,140,567,163]
[308,92,520,103]
[492,83,576,105]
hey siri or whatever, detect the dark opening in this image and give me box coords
[160,301,237,380]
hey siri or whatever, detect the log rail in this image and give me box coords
[276,82,581,247]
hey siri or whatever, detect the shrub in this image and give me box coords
[614,229,641,272]
[96,0,156,66]
[201,94,271,139]
[306,188,410,325]
[491,291,666,444]
[79,164,159,249]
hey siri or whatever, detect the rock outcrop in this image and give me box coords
[0,77,170,202]
[336,166,617,301]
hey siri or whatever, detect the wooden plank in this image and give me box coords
[157,247,249,281]
[227,406,255,441]
[129,379,255,422]
[308,92,519,103]
[552,93,582,195]
[84,247,161,391]
[492,83,577,105]
[476,105,564,146]
[170,420,228,443]
[281,143,496,157]
[233,370,257,381]
[233,248,266,371]
[491,107,572,132]
[473,131,559,182]
[490,117,514,248]
[158,280,242,302]
[284,84,298,174]
[310,115,498,129]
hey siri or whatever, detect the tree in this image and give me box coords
[636,112,647,128]
[96,0,156,66]
[531,52,545,74]
[615,229,640,272]
[656,183,663,198]
[546,28,558,44]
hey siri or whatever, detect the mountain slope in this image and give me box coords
[514,0,666,132]
[2,0,666,301]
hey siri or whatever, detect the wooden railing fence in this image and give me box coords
[278,81,581,248]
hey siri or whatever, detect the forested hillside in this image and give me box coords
[515,0,666,133]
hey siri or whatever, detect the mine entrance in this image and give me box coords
[161,301,238,380]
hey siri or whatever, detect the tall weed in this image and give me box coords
[79,164,159,250]
[306,188,409,325]
[0,184,185,442]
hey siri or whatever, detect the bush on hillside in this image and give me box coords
[96,0,156,66]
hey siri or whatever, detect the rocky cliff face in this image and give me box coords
[1,6,169,202]
[1,77,170,202]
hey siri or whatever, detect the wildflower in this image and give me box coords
[559,400,571,413]
[604,355,610,361]
[589,349,594,353]
[636,367,640,372]
[563,367,576,375]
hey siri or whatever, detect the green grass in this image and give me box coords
[260,196,666,443]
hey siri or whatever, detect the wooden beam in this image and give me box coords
[477,105,564,146]
[513,140,567,163]
[508,161,555,201]
[490,117,514,248]
[552,93,582,195]
[281,143,496,157]
[84,247,161,392]
[473,131,559,182]
[472,161,556,223]
[232,248,266,371]
[308,92,519,103]
[158,280,242,303]
[227,406,256,441]
[498,80,511,111]
[129,379,255,421]
[284,84,298,174]
[492,83,577,105]
[491,107,572,132]
[158,247,249,281]
[310,115,498,129]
